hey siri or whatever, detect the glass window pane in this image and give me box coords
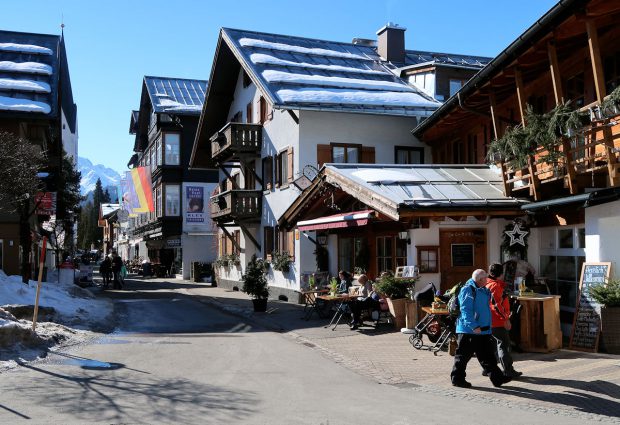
[332,146,345,163]
[164,133,180,165]
[557,256,576,281]
[339,237,353,272]
[347,147,359,163]
[577,228,586,249]
[540,256,557,280]
[558,229,573,248]
[396,149,408,164]
[165,185,180,216]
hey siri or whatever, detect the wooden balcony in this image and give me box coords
[501,114,620,200]
[210,189,262,223]
[210,122,262,163]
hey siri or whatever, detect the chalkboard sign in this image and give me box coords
[451,244,474,267]
[569,262,611,352]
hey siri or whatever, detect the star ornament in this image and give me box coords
[505,224,529,246]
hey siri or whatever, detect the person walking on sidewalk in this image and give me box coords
[486,263,522,379]
[451,269,512,388]
[112,253,124,290]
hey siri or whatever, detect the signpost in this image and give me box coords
[32,236,47,331]
[569,262,612,352]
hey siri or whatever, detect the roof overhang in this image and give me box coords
[297,210,374,231]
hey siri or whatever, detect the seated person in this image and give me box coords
[349,274,381,330]
[337,270,353,294]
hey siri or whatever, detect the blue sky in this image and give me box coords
[1,0,557,173]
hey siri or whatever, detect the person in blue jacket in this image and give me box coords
[450,269,512,388]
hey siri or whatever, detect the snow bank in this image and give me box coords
[249,53,384,75]
[0,271,112,325]
[276,87,441,108]
[239,38,372,61]
[0,77,51,93]
[0,61,53,75]
[157,97,202,112]
[0,95,51,113]
[262,70,414,92]
[0,42,53,55]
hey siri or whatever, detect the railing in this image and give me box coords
[210,122,262,162]
[210,189,262,222]
[501,112,620,198]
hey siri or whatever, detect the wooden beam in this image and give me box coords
[500,160,512,197]
[527,155,541,201]
[220,227,242,253]
[547,40,564,105]
[489,92,500,139]
[514,68,527,126]
[561,137,578,194]
[586,19,607,103]
[220,167,240,190]
[602,125,620,186]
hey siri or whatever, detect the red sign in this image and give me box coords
[35,192,57,215]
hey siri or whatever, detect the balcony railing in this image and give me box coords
[210,122,262,163]
[501,112,620,199]
[210,189,262,222]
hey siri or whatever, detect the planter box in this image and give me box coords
[386,298,407,330]
[601,307,620,354]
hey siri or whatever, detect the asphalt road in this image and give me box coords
[0,281,588,424]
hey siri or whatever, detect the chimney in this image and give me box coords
[376,22,406,63]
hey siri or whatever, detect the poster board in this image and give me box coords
[569,262,611,352]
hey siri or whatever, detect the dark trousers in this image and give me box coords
[351,298,380,324]
[451,333,505,386]
[492,327,515,375]
[112,270,123,289]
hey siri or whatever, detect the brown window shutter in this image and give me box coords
[226,234,233,255]
[288,230,295,258]
[275,154,281,188]
[317,144,331,168]
[264,226,273,259]
[361,146,375,164]
[246,102,253,123]
[234,230,241,255]
[287,146,294,183]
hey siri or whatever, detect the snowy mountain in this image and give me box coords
[78,156,121,195]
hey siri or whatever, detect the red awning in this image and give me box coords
[297,210,373,231]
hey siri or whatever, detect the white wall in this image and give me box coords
[585,199,620,275]
[181,234,216,280]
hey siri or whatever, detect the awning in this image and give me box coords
[297,210,374,231]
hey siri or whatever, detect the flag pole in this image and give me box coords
[32,236,48,331]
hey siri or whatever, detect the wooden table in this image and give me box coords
[318,294,357,330]
[512,293,562,353]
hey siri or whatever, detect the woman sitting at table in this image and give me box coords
[349,274,380,330]
[337,270,353,294]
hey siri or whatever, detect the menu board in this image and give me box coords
[569,262,611,352]
[451,244,474,267]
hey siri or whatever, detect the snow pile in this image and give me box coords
[276,87,440,108]
[0,61,53,75]
[262,70,414,92]
[249,53,384,75]
[239,37,372,61]
[0,95,51,113]
[157,97,202,112]
[0,271,112,326]
[0,77,51,93]
[0,42,53,55]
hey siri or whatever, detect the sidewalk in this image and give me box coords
[142,278,620,423]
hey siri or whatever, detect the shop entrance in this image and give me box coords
[439,229,487,292]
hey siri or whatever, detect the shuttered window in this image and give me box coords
[276,147,293,188]
[262,156,273,190]
[317,143,375,167]
[263,226,274,259]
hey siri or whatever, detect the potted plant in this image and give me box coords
[271,251,292,273]
[374,272,418,329]
[242,255,269,312]
[590,278,620,354]
[329,277,338,296]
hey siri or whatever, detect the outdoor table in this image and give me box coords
[510,293,562,353]
[300,289,329,320]
[318,294,357,330]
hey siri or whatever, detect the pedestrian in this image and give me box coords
[486,263,522,379]
[450,269,512,388]
[100,256,112,289]
[112,253,124,290]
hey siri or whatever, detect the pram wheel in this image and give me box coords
[412,337,423,349]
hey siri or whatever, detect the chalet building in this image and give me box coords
[409,0,620,333]
[189,25,488,300]
[99,203,120,256]
[0,30,77,276]
[125,76,218,279]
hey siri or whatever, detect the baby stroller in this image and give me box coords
[408,282,443,347]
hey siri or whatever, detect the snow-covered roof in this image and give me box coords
[223,28,441,117]
[0,31,59,116]
[144,76,207,115]
[101,203,121,218]
[402,50,492,70]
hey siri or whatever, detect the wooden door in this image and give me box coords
[439,229,487,292]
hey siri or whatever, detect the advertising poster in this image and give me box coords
[186,186,205,223]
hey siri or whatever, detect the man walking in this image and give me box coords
[487,263,522,379]
[451,269,511,388]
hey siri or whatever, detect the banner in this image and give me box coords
[35,192,57,215]
[122,167,154,214]
[186,186,204,223]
